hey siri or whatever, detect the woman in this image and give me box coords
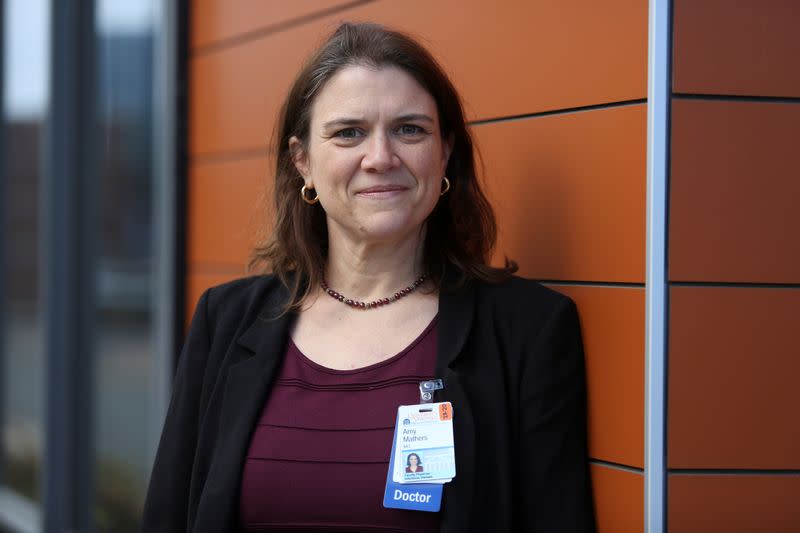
[142,22,595,532]
[406,453,424,474]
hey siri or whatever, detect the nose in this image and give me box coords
[361,133,399,173]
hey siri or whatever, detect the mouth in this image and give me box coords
[356,185,409,198]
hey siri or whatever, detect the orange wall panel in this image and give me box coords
[591,464,644,533]
[188,156,272,268]
[552,285,644,468]
[190,0,647,156]
[669,475,800,532]
[191,0,357,50]
[190,42,280,154]
[673,0,800,97]
[477,105,646,283]
[669,99,800,283]
[668,286,800,469]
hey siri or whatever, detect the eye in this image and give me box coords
[334,127,364,139]
[397,124,425,136]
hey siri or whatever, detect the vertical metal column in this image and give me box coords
[150,0,179,461]
[43,0,96,531]
[645,0,672,532]
[0,0,7,489]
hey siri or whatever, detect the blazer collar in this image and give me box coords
[234,271,477,369]
[436,278,476,371]
[196,275,478,532]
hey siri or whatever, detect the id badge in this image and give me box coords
[393,402,456,483]
[382,402,455,512]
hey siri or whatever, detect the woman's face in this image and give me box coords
[291,65,451,247]
[409,454,419,466]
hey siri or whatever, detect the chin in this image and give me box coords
[355,212,426,243]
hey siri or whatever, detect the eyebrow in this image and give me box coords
[394,113,435,124]
[321,113,435,131]
[321,117,365,130]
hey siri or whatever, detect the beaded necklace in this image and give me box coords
[320,274,427,310]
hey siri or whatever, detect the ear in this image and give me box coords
[289,136,311,182]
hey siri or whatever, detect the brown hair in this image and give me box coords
[249,22,516,311]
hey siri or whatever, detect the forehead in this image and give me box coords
[310,65,438,124]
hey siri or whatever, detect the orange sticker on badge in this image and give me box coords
[438,402,452,421]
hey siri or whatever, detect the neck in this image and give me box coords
[324,226,426,301]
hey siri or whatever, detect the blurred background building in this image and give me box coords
[0,1,798,532]
[1,0,180,531]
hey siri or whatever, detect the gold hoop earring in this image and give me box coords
[440,176,450,196]
[300,184,319,205]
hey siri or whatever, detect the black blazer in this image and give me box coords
[142,274,596,532]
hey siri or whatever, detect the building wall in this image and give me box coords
[667,1,800,531]
[186,1,648,530]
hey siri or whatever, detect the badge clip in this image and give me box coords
[418,379,444,404]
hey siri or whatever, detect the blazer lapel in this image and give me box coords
[437,282,478,533]
[194,288,294,532]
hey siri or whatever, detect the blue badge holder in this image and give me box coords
[382,412,444,512]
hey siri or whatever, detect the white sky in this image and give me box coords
[3,0,49,119]
[3,0,156,120]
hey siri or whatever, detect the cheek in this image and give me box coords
[402,158,445,201]
[310,150,358,189]
[428,144,447,179]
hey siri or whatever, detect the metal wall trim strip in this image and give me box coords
[645,0,672,532]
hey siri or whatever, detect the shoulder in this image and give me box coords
[473,275,577,326]
[203,274,281,310]
[456,275,581,359]
[196,274,289,337]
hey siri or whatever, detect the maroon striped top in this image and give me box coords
[239,317,441,532]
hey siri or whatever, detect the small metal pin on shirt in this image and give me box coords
[419,379,444,404]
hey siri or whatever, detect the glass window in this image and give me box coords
[1,0,50,504]
[1,1,175,531]
[93,1,164,531]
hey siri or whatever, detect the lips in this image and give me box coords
[357,185,408,194]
